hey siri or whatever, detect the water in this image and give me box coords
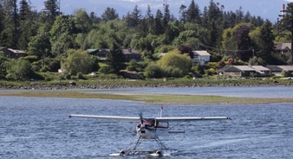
[108,86,293,98]
[1,87,293,159]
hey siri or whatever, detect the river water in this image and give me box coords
[1,86,293,159]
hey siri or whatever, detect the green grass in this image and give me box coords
[1,90,293,105]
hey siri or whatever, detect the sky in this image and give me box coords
[29,0,293,22]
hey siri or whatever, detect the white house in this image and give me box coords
[192,50,210,65]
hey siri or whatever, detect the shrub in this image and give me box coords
[144,63,164,78]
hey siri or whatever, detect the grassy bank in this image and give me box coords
[1,77,292,89]
[1,90,293,105]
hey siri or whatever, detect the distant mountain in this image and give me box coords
[30,0,289,22]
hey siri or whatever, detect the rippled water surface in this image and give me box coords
[1,87,293,159]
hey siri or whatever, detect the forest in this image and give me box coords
[0,0,293,81]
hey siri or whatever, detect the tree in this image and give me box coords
[207,1,223,47]
[186,0,201,24]
[179,5,187,23]
[5,59,33,80]
[49,15,76,55]
[64,49,97,75]
[125,5,142,28]
[280,2,293,64]
[162,3,170,28]
[0,0,18,48]
[144,62,164,78]
[0,51,8,79]
[233,23,254,61]
[74,9,92,34]
[222,23,254,61]
[144,5,153,33]
[178,44,193,58]
[258,20,275,64]
[28,32,51,59]
[101,7,119,21]
[105,44,125,73]
[18,0,36,50]
[157,50,192,77]
[89,11,101,24]
[44,0,60,23]
[0,3,4,31]
[50,15,76,43]
[151,9,164,35]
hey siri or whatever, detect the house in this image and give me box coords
[119,70,138,79]
[87,48,141,62]
[266,65,293,76]
[87,48,110,61]
[122,48,141,62]
[192,50,210,65]
[218,65,256,77]
[274,43,291,54]
[0,47,27,58]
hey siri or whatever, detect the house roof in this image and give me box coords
[8,48,26,54]
[233,65,255,71]
[87,49,98,53]
[250,65,270,71]
[275,43,291,50]
[277,65,293,71]
[193,50,210,56]
[122,49,140,55]
[120,70,137,74]
[219,65,256,72]
[87,48,140,55]
[266,65,283,72]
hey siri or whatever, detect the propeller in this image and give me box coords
[139,112,144,124]
[139,112,149,130]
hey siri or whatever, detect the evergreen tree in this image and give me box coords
[201,6,208,27]
[151,9,164,35]
[179,5,187,24]
[125,5,142,28]
[186,0,201,24]
[258,20,275,64]
[0,3,4,43]
[44,0,60,23]
[101,7,119,21]
[89,12,101,24]
[18,0,35,50]
[0,51,8,79]
[1,0,18,48]
[279,2,293,64]
[162,3,170,28]
[106,44,125,73]
[234,24,253,61]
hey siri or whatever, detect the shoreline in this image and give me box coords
[0,80,292,90]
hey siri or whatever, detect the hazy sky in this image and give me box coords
[29,0,289,22]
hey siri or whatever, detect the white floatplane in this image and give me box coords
[69,106,231,156]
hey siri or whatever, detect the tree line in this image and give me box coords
[0,0,292,81]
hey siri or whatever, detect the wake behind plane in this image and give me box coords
[69,107,231,157]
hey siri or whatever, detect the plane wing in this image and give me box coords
[69,114,231,122]
[69,114,141,121]
[154,116,231,122]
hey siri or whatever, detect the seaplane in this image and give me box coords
[69,107,231,157]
